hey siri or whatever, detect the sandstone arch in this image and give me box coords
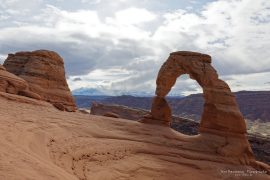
[140,51,258,163]
[142,51,247,136]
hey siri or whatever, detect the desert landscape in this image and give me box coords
[0,50,269,180]
[1,1,270,179]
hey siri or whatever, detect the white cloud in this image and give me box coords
[0,54,7,64]
[0,0,43,12]
[81,0,101,4]
[0,0,269,95]
[112,8,156,25]
[223,72,270,92]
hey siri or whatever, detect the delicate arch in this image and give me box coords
[142,51,247,136]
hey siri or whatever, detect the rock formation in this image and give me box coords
[142,51,246,133]
[3,50,76,111]
[0,64,41,99]
[141,51,255,165]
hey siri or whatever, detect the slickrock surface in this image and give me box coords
[3,50,76,111]
[91,102,270,164]
[0,92,269,180]
[91,102,199,135]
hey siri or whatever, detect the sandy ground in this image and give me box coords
[0,92,269,180]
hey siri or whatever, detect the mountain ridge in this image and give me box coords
[74,90,270,122]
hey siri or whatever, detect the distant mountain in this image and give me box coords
[167,91,270,122]
[72,88,106,96]
[74,95,183,110]
[118,91,154,97]
[236,91,270,122]
[74,95,109,108]
[74,91,270,122]
[72,87,156,97]
[100,95,153,110]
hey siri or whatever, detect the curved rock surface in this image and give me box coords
[0,64,28,94]
[3,50,76,111]
[141,51,254,164]
[0,64,41,100]
[0,94,269,179]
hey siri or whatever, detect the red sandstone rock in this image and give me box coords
[0,64,28,94]
[0,94,269,179]
[140,96,171,126]
[3,50,76,111]
[18,90,42,100]
[147,51,246,134]
[0,64,42,100]
[141,51,254,162]
[53,103,66,111]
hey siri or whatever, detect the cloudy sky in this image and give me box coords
[0,0,269,96]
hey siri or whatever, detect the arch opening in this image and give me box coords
[167,74,204,135]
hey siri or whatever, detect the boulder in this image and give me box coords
[3,50,76,111]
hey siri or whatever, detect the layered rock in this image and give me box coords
[0,64,41,99]
[141,51,254,164]
[0,64,28,93]
[3,50,76,111]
